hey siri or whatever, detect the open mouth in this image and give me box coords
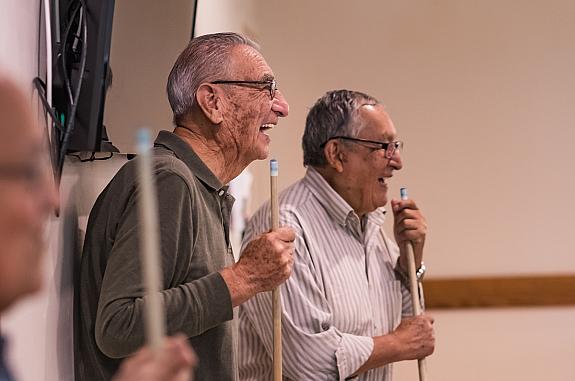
[378,177,386,185]
[260,123,275,135]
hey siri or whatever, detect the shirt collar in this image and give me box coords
[154,130,224,192]
[368,206,387,227]
[303,166,387,228]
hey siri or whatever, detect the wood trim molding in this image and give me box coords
[423,275,575,309]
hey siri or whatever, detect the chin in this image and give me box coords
[371,198,388,212]
[253,145,270,160]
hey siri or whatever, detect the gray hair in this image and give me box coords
[302,89,379,167]
[167,32,260,125]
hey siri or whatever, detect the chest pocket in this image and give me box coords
[325,254,373,335]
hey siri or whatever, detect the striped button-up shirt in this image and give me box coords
[238,167,413,380]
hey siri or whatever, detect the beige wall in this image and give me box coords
[247,0,575,278]
[104,0,196,153]
[197,0,575,379]
[394,307,575,380]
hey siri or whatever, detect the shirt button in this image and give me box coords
[218,190,225,196]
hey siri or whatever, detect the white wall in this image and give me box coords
[0,0,41,89]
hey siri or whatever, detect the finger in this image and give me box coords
[391,198,418,212]
[170,335,197,366]
[396,231,426,243]
[272,239,294,254]
[395,218,426,232]
[395,224,426,240]
[393,207,424,223]
[273,227,296,242]
[394,216,426,231]
[126,346,154,367]
[160,343,194,378]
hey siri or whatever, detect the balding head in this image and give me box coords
[0,76,58,312]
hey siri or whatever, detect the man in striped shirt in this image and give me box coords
[238,90,435,380]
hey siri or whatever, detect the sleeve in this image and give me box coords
[94,170,233,358]
[239,204,374,380]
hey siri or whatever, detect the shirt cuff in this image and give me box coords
[335,334,374,380]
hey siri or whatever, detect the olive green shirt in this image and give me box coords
[76,131,237,380]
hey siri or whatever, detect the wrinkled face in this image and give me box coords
[217,45,289,163]
[0,81,58,312]
[339,105,403,216]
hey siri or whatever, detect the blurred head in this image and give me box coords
[167,32,289,165]
[0,77,59,312]
[304,90,403,216]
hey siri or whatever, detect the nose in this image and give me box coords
[272,90,289,117]
[389,149,403,170]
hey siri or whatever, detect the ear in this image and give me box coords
[195,83,224,124]
[323,140,346,173]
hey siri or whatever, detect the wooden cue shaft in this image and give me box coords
[401,188,428,381]
[270,159,282,380]
[136,129,166,352]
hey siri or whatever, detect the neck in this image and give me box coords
[174,124,247,184]
[314,166,368,219]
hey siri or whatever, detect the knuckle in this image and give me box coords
[273,241,283,253]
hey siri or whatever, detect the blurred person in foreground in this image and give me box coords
[0,76,196,381]
[76,32,294,380]
[239,90,435,380]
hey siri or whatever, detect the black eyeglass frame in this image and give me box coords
[320,136,404,159]
[210,79,277,100]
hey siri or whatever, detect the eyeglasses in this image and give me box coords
[321,136,404,159]
[210,79,277,100]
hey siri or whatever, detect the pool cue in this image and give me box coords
[400,187,428,381]
[136,129,166,352]
[270,159,282,380]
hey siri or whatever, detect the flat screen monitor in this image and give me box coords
[52,0,198,154]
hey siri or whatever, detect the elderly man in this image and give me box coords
[238,90,435,380]
[76,32,294,381]
[0,77,196,381]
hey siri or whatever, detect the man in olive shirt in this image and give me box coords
[76,33,294,380]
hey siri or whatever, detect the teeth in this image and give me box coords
[260,124,275,129]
